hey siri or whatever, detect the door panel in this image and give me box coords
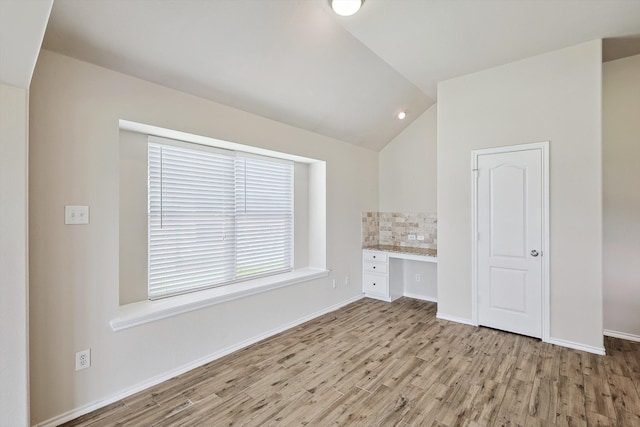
[490,165,526,257]
[490,267,527,313]
[478,148,542,338]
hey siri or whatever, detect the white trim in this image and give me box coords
[111,268,329,331]
[471,151,479,326]
[436,312,478,326]
[604,329,640,343]
[470,141,550,342]
[547,337,606,355]
[363,293,391,302]
[390,252,437,263]
[362,248,437,263]
[403,292,437,303]
[542,143,550,342]
[120,119,319,164]
[35,294,364,427]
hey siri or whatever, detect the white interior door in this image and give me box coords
[476,147,543,338]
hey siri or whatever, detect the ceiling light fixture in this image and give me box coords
[331,0,362,17]
[397,111,407,120]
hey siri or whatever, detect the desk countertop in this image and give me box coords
[362,245,437,259]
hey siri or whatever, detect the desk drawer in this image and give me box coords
[363,251,388,262]
[363,262,388,274]
[363,272,388,295]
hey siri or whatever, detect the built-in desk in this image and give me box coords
[362,246,437,302]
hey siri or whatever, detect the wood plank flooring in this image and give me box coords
[62,298,640,426]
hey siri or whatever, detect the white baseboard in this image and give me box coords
[546,337,606,355]
[604,329,640,343]
[33,295,364,427]
[403,292,437,303]
[436,312,477,326]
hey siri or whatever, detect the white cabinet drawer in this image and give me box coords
[363,262,388,274]
[363,251,388,262]
[363,272,388,295]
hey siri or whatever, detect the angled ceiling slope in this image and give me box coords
[0,0,53,89]
[40,0,640,151]
[339,0,640,98]
[42,0,431,151]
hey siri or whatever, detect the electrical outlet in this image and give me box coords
[75,349,91,371]
[415,274,421,282]
[417,235,425,241]
[408,234,416,241]
[332,279,336,289]
[344,275,350,285]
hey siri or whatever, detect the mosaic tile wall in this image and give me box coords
[362,212,437,249]
[361,212,380,247]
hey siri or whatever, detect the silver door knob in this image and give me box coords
[530,250,539,257]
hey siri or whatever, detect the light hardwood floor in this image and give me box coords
[63,297,640,426]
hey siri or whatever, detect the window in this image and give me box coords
[147,136,293,299]
[116,122,327,328]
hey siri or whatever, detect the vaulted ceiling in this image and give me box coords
[38,0,640,151]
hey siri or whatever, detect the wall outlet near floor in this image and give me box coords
[417,235,425,241]
[75,349,91,371]
[415,274,421,282]
[344,275,349,285]
[332,279,337,289]
[408,234,416,241]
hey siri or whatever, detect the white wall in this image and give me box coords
[1,2,52,425]
[438,40,604,351]
[603,54,640,340]
[378,104,437,212]
[118,130,148,305]
[29,50,378,424]
[402,260,437,301]
[0,83,30,427]
[377,105,438,301]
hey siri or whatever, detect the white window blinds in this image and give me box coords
[148,137,293,299]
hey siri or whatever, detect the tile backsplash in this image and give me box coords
[362,212,437,249]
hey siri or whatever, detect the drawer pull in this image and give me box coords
[372,266,376,269]
[373,283,376,286]
[373,255,376,259]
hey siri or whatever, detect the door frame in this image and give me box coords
[471,141,550,342]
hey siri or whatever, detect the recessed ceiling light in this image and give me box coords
[331,0,362,17]
[397,111,407,120]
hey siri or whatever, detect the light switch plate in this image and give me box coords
[65,205,89,225]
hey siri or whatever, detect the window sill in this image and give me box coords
[110,268,329,331]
